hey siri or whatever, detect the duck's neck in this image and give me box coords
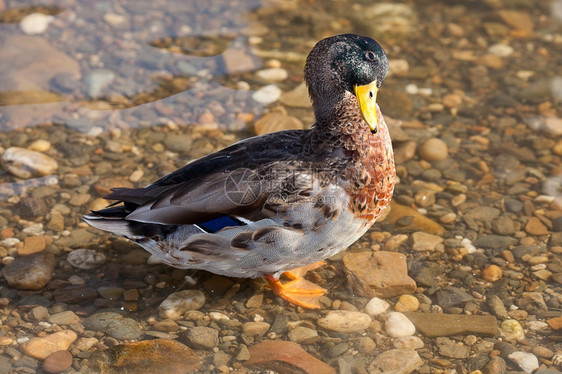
[312,92,396,223]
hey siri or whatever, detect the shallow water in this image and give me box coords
[0,0,561,373]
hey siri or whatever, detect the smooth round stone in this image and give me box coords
[181,326,218,349]
[394,294,420,312]
[2,147,58,179]
[481,265,503,282]
[1,252,55,290]
[288,326,318,343]
[418,138,448,162]
[393,336,424,350]
[317,310,372,333]
[251,84,282,104]
[21,331,77,359]
[508,351,539,373]
[82,312,142,341]
[501,319,525,341]
[48,311,80,325]
[20,13,54,34]
[67,248,106,270]
[29,139,52,152]
[43,350,72,373]
[384,312,416,338]
[256,68,288,82]
[158,290,206,319]
[241,322,270,337]
[364,297,390,316]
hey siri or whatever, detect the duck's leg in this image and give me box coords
[265,261,327,309]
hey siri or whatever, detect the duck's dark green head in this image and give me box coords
[305,34,389,133]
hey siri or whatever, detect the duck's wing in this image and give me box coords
[97,130,311,225]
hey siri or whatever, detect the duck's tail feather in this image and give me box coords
[83,205,134,238]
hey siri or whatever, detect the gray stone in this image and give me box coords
[483,356,507,374]
[473,235,518,249]
[487,295,508,319]
[180,326,218,350]
[367,349,423,374]
[436,287,473,308]
[436,337,470,359]
[83,312,142,340]
[48,311,80,325]
[163,133,193,153]
[2,252,55,291]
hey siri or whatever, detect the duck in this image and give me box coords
[84,34,396,309]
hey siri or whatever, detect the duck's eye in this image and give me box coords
[365,51,376,61]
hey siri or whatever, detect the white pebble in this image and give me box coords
[209,312,230,321]
[526,321,549,331]
[317,310,372,333]
[158,290,206,319]
[256,68,288,82]
[2,147,58,179]
[418,87,433,96]
[393,336,424,350]
[488,43,514,57]
[252,84,282,104]
[365,297,390,316]
[20,13,54,35]
[405,84,418,95]
[508,351,539,373]
[384,312,416,338]
[22,223,44,236]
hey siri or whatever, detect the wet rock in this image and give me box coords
[317,310,371,333]
[435,287,473,308]
[394,294,420,312]
[404,313,497,337]
[158,290,206,319]
[384,203,445,234]
[180,326,218,349]
[82,312,142,340]
[473,235,517,249]
[254,111,304,135]
[256,68,288,81]
[88,338,200,373]
[163,133,193,153]
[359,3,416,39]
[418,138,448,161]
[19,235,48,255]
[507,352,539,373]
[280,82,311,108]
[342,251,416,298]
[242,321,270,337]
[487,295,508,319]
[483,357,506,374]
[288,326,318,343]
[364,297,390,316]
[85,69,115,99]
[43,350,72,374]
[393,336,424,350]
[481,265,503,282]
[436,337,470,359]
[48,311,80,326]
[411,231,443,251]
[67,248,106,269]
[245,340,335,374]
[54,285,97,304]
[21,330,77,359]
[20,13,53,35]
[492,215,516,235]
[252,84,281,104]
[2,147,58,179]
[500,319,525,341]
[1,252,54,290]
[518,292,548,313]
[525,217,548,236]
[384,312,416,338]
[410,261,442,287]
[547,316,562,330]
[367,349,423,374]
[222,48,258,75]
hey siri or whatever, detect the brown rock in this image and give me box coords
[547,316,562,330]
[481,265,503,282]
[383,202,445,235]
[254,111,304,135]
[19,235,48,255]
[404,313,497,337]
[43,350,72,373]
[245,340,335,374]
[279,82,312,108]
[498,10,533,35]
[476,54,504,69]
[1,252,55,290]
[343,251,416,298]
[525,217,548,236]
[21,331,77,360]
[88,338,200,374]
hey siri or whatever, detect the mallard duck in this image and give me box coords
[84,34,396,309]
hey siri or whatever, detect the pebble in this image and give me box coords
[364,297,390,316]
[19,236,47,255]
[436,337,470,359]
[75,337,98,351]
[21,331,77,359]
[404,313,497,337]
[488,43,514,57]
[288,326,318,343]
[254,111,303,135]
[43,350,72,373]
[67,248,106,269]
[500,319,525,341]
[82,312,142,340]
[418,138,448,161]
[412,231,443,251]
[2,147,58,178]
[20,13,54,34]
[317,310,372,333]
[158,290,206,319]
[481,265,503,282]
[251,84,282,104]
[393,336,424,350]
[85,69,115,99]
[384,312,416,338]
[48,311,80,326]
[29,139,52,152]
[507,351,539,373]
[487,295,508,319]
[242,322,270,337]
[256,68,288,81]
[394,294,420,312]
[367,349,423,374]
[1,252,55,290]
[279,82,311,108]
[180,326,218,349]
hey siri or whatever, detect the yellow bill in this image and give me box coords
[354,80,379,133]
